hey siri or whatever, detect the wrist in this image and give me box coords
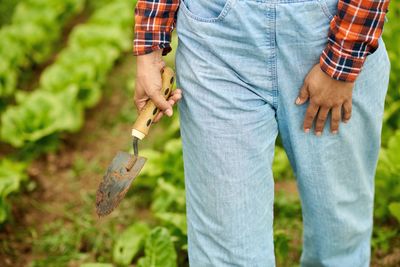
[137,49,163,64]
[320,43,365,83]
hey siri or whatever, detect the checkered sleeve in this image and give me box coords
[133,0,179,56]
[320,0,390,82]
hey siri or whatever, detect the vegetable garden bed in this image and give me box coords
[0,0,399,266]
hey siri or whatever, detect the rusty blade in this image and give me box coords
[96,151,146,216]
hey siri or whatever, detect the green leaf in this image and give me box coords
[89,0,134,29]
[274,229,291,262]
[151,179,186,213]
[0,159,27,197]
[389,202,400,223]
[163,138,182,155]
[136,227,177,267]
[0,59,17,97]
[386,131,400,173]
[375,130,400,220]
[112,222,150,266]
[139,150,164,178]
[0,159,27,224]
[272,146,292,180]
[0,198,10,224]
[69,25,130,51]
[155,212,187,235]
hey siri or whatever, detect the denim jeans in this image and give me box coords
[175,0,391,266]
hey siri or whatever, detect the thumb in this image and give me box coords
[148,89,173,117]
[296,84,309,105]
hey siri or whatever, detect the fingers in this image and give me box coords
[153,98,175,123]
[314,107,329,136]
[153,89,183,123]
[148,89,173,117]
[342,100,352,123]
[296,84,309,105]
[296,62,354,136]
[304,104,348,136]
[330,106,341,134]
[303,102,319,133]
[169,89,182,103]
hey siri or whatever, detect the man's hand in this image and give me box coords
[135,49,182,123]
[295,64,354,136]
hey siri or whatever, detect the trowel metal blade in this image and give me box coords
[95,151,146,217]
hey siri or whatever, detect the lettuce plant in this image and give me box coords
[0,87,83,147]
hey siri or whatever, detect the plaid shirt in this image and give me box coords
[134,0,390,82]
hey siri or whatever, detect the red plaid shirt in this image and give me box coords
[134,0,390,82]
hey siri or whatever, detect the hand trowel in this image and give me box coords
[95,67,175,216]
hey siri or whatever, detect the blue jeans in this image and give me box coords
[175,0,390,266]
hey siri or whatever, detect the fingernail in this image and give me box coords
[332,130,338,135]
[343,120,349,124]
[165,109,173,117]
[295,97,301,105]
[304,128,310,133]
[316,131,322,136]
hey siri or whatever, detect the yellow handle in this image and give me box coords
[131,67,175,140]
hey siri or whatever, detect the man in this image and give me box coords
[133,0,390,266]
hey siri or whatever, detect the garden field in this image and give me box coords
[0,0,399,266]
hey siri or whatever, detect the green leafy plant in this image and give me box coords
[1,87,83,147]
[381,1,400,139]
[136,227,177,267]
[112,222,150,266]
[0,159,27,223]
[389,202,400,223]
[375,130,400,221]
[40,45,119,108]
[272,146,293,181]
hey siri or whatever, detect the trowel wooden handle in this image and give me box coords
[131,67,175,140]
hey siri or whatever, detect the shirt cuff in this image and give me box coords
[133,31,172,56]
[319,43,366,83]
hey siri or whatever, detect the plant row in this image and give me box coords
[0,0,135,224]
[0,0,85,98]
[1,0,134,148]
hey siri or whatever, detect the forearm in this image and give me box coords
[320,0,390,82]
[133,0,180,56]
